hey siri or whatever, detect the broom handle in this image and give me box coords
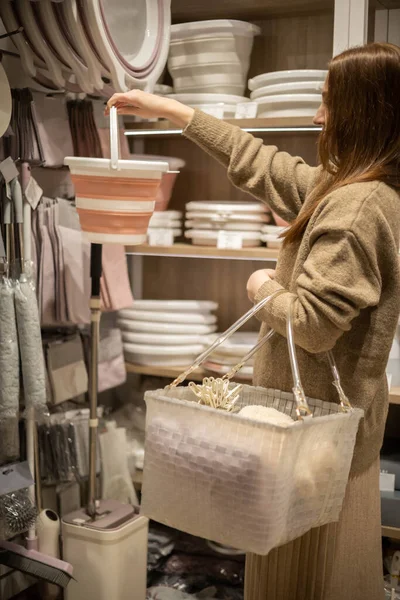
[88,243,102,518]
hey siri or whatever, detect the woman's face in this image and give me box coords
[313,79,328,126]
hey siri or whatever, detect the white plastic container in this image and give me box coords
[255,94,321,118]
[169,19,260,94]
[62,509,148,600]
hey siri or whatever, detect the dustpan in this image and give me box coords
[62,108,148,600]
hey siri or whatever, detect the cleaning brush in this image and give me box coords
[0,487,37,537]
[0,540,73,588]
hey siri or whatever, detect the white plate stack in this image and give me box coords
[168,20,260,96]
[165,93,249,119]
[185,201,270,248]
[248,70,327,118]
[147,211,183,242]
[261,225,286,249]
[118,300,218,367]
[203,332,258,381]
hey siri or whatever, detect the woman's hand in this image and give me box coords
[247,269,276,303]
[105,90,194,128]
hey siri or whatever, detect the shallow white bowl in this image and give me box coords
[121,300,218,313]
[250,80,324,100]
[248,70,327,91]
[118,309,217,324]
[122,331,208,346]
[255,94,321,118]
[186,220,263,232]
[118,319,217,335]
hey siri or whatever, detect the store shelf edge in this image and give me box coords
[125,243,279,261]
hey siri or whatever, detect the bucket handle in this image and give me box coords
[109,106,120,170]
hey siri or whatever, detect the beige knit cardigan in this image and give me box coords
[184,109,400,475]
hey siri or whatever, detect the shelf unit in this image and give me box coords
[124,117,322,138]
[126,243,279,262]
[126,362,205,381]
[381,526,400,541]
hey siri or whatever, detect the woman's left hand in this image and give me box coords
[247,269,276,303]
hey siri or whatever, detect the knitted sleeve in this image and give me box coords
[183,109,318,223]
[254,198,384,353]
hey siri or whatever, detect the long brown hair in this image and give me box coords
[283,43,400,245]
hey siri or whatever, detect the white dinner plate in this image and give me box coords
[250,80,324,100]
[186,212,269,223]
[122,342,204,355]
[186,220,263,232]
[186,201,268,213]
[203,361,253,380]
[122,331,208,345]
[118,310,217,324]
[124,343,203,366]
[166,93,249,104]
[248,70,327,91]
[118,319,217,335]
[120,300,218,313]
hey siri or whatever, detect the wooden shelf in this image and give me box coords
[389,387,400,405]
[382,526,400,540]
[125,243,279,261]
[125,362,206,381]
[127,367,400,406]
[124,117,322,138]
[170,0,399,21]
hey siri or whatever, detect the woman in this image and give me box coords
[107,43,400,599]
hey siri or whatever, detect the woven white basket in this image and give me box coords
[141,293,363,555]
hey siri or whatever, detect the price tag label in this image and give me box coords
[380,470,395,492]
[235,102,258,119]
[0,157,18,183]
[148,229,174,247]
[200,104,225,119]
[24,176,43,210]
[217,230,243,249]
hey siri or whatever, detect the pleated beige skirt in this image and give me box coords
[245,458,384,600]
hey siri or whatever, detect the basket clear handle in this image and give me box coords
[168,289,287,388]
[170,289,352,418]
[109,106,120,170]
[287,296,352,415]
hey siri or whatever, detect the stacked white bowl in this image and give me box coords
[261,225,286,249]
[168,20,260,95]
[118,300,218,367]
[165,93,249,119]
[248,70,327,118]
[147,211,183,242]
[204,332,258,381]
[185,201,270,247]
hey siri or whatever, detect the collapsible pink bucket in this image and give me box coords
[65,107,169,244]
